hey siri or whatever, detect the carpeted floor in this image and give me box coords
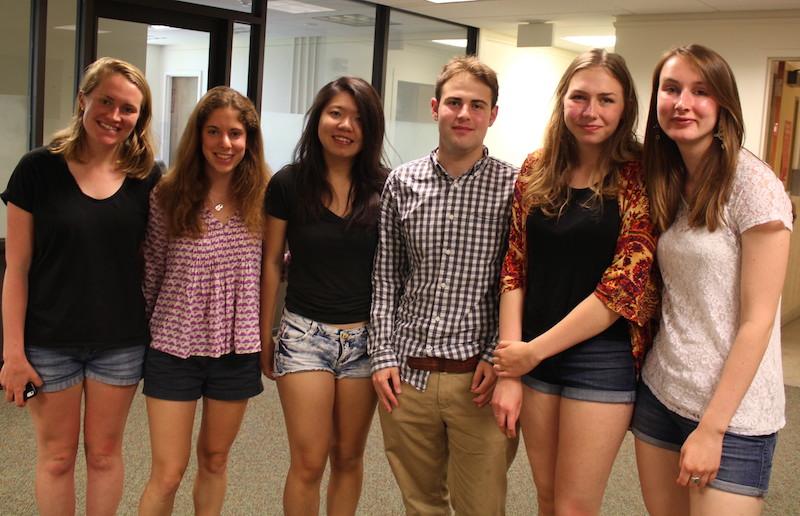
[1,383,798,515]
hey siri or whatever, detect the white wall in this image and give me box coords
[479,31,577,167]
[615,10,800,156]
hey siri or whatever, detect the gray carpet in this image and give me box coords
[1,383,798,515]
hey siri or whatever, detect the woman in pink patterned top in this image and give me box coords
[491,49,660,515]
[138,86,271,514]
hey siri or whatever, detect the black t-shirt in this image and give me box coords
[523,188,629,342]
[264,165,379,323]
[2,146,160,349]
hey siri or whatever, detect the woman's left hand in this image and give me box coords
[677,425,724,488]
[493,339,539,377]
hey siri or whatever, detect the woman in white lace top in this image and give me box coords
[632,44,794,515]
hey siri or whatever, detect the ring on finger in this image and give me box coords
[691,476,701,485]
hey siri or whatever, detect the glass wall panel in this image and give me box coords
[43,0,78,147]
[231,23,251,96]
[0,0,31,238]
[384,12,467,167]
[261,0,374,171]
[176,0,252,14]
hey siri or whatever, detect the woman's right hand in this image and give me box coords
[259,341,276,381]
[0,356,42,407]
[491,376,522,437]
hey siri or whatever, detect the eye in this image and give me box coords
[446,99,460,107]
[569,94,586,101]
[123,106,137,114]
[100,98,112,105]
[472,103,484,110]
[600,97,615,104]
[662,86,677,94]
[695,89,709,96]
[330,109,341,117]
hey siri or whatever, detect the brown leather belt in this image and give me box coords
[406,355,480,373]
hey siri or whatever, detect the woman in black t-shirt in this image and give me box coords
[0,58,157,514]
[262,76,387,515]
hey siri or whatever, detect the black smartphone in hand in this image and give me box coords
[23,382,38,401]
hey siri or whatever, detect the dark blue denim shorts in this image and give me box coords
[522,336,636,403]
[143,348,263,402]
[26,344,145,392]
[632,382,776,497]
[274,309,371,379]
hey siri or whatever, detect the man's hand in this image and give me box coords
[372,367,402,412]
[491,377,522,437]
[470,360,498,408]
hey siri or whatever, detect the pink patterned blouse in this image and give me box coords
[143,189,263,358]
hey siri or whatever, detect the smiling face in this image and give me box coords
[432,73,498,163]
[656,56,720,155]
[201,107,246,179]
[79,73,143,150]
[317,91,363,168]
[562,67,625,150]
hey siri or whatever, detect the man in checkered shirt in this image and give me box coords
[369,56,519,515]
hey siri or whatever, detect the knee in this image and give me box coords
[39,450,78,478]
[85,444,122,473]
[290,452,327,484]
[149,466,188,497]
[197,449,231,477]
[536,489,556,516]
[329,446,364,475]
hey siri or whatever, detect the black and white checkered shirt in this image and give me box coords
[368,148,518,391]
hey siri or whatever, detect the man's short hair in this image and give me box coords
[434,55,499,108]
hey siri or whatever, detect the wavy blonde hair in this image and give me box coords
[643,44,743,232]
[156,86,270,238]
[522,49,641,216]
[50,57,154,179]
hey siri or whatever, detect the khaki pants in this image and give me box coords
[378,372,518,516]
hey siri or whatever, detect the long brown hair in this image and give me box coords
[643,44,743,232]
[50,57,155,179]
[156,86,270,238]
[522,48,640,216]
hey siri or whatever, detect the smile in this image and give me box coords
[333,136,353,144]
[214,153,233,160]
[98,121,120,132]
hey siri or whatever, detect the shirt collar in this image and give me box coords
[429,146,490,180]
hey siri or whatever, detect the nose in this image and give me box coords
[220,133,232,148]
[582,100,597,118]
[676,90,691,110]
[338,116,353,131]
[456,103,471,120]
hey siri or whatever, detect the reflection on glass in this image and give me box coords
[384,11,467,167]
[261,0,374,171]
[231,23,251,97]
[0,0,31,237]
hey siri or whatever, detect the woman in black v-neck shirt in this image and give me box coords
[262,77,388,515]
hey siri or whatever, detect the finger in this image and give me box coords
[391,371,402,395]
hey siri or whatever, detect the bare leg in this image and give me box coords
[193,397,249,516]
[519,387,560,516]
[277,371,336,516]
[28,382,83,516]
[82,379,137,516]
[634,437,688,516]
[552,398,633,515]
[327,377,377,516]
[138,397,196,516]
[690,486,764,516]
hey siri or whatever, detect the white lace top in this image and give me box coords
[642,149,793,435]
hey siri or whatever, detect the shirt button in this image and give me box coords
[434,316,440,322]
[341,332,349,340]
[453,183,459,188]
[448,214,454,220]
[440,282,447,289]
[444,249,451,255]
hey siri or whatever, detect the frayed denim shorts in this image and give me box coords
[274,309,371,379]
[25,344,145,392]
[632,382,777,497]
[522,336,637,403]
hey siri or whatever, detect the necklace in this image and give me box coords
[213,202,224,212]
[208,192,226,212]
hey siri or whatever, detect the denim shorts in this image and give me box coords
[274,309,371,379]
[522,336,636,403]
[143,348,263,402]
[632,382,776,497]
[25,345,145,392]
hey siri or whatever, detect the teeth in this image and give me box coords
[333,136,352,143]
[99,122,119,131]
[215,154,232,159]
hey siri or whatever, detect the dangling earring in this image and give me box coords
[714,131,726,150]
[653,123,661,140]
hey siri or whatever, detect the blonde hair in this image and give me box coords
[643,44,743,232]
[156,86,270,238]
[50,57,155,179]
[522,49,640,216]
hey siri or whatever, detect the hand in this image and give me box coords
[493,339,539,377]
[470,360,498,408]
[372,367,402,412]
[677,424,724,488]
[0,356,42,407]
[491,377,522,437]
[259,340,276,381]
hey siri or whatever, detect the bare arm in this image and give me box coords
[677,220,790,487]
[259,215,287,380]
[0,203,41,406]
[491,288,525,436]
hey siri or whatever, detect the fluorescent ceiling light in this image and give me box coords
[426,0,478,4]
[562,35,616,48]
[432,39,467,47]
[268,0,334,14]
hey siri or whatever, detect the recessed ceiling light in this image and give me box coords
[562,35,616,48]
[432,39,467,47]
[426,0,478,4]
[268,0,334,14]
